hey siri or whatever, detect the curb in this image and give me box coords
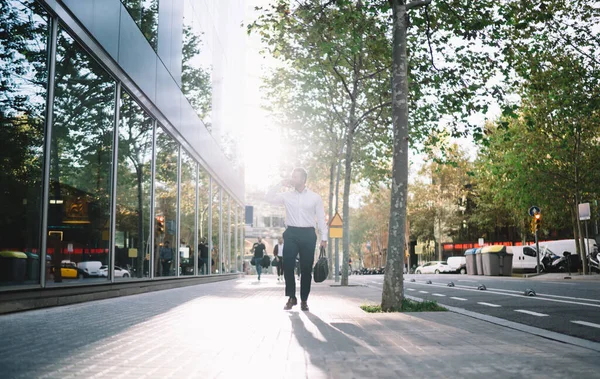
[405,294,600,353]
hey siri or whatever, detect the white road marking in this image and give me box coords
[432,293,446,297]
[450,297,468,301]
[406,281,600,309]
[477,302,501,308]
[571,320,600,329]
[479,287,600,303]
[458,280,477,283]
[418,291,429,294]
[407,288,416,291]
[514,309,548,317]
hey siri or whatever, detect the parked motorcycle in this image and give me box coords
[540,250,568,273]
[588,248,600,273]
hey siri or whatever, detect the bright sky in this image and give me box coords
[240,0,503,193]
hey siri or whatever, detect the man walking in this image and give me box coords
[252,237,266,281]
[159,241,174,276]
[272,237,284,282]
[265,168,328,311]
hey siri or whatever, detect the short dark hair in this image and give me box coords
[292,167,308,184]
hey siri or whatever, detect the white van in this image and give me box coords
[512,239,596,271]
[77,261,103,277]
[447,256,467,274]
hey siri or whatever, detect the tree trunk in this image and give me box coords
[382,0,411,310]
[341,127,354,286]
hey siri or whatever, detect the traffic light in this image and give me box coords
[156,215,165,234]
[534,212,542,232]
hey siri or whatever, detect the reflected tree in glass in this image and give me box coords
[211,182,220,274]
[154,127,178,276]
[116,90,153,278]
[180,150,197,276]
[198,168,210,274]
[47,25,116,282]
[182,1,212,126]
[121,0,159,50]
[0,0,48,285]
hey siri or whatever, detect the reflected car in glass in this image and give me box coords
[51,261,83,279]
[98,265,131,278]
[415,261,452,274]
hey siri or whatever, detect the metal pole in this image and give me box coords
[586,220,590,275]
[535,230,540,274]
[334,238,339,282]
[176,146,181,277]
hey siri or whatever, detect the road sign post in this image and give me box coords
[329,212,343,283]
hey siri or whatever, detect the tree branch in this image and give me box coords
[406,0,432,10]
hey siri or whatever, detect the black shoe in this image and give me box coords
[284,297,297,310]
[301,301,309,311]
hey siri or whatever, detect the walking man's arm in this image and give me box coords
[265,180,291,205]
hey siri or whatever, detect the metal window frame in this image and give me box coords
[149,120,157,279]
[207,176,213,275]
[219,187,223,274]
[109,82,122,283]
[176,144,182,277]
[193,162,199,276]
[40,15,59,288]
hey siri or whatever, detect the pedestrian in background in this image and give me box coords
[273,237,284,282]
[159,241,174,276]
[265,167,328,311]
[252,237,266,281]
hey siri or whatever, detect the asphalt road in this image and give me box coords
[351,273,600,343]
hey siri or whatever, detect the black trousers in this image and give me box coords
[283,226,317,301]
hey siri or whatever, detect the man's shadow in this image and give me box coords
[289,312,367,374]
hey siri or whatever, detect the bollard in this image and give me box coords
[477,284,486,291]
[447,282,455,287]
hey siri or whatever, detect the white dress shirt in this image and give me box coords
[266,184,328,241]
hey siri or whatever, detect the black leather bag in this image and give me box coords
[313,247,328,283]
[250,257,256,266]
[261,255,271,268]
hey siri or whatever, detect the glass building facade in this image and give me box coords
[0,0,245,289]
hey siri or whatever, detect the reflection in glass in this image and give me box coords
[0,0,48,286]
[155,127,178,277]
[180,150,196,276]
[47,25,116,284]
[222,193,230,273]
[115,90,153,279]
[182,0,212,126]
[198,168,210,274]
[211,182,220,274]
[239,205,244,273]
[121,0,159,51]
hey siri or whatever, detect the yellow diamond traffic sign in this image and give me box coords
[329,212,343,238]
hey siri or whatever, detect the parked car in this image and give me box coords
[98,265,131,278]
[415,261,452,274]
[447,256,467,274]
[77,261,103,277]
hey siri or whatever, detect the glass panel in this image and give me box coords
[179,150,196,276]
[198,168,210,274]
[182,0,212,126]
[121,0,159,51]
[0,0,48,286]
[154,126,178,277]
[47,25,116,285]
[115,90,153,279]
[222,193,230,273]
[211,182,220,274]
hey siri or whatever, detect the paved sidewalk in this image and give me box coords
[0,275,599,379]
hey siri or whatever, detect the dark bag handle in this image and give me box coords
[319,246,326,259]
